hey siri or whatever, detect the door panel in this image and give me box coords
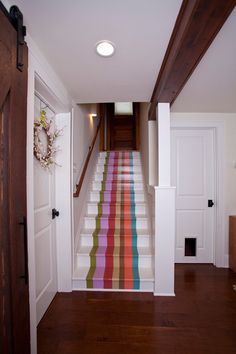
[0,4,30,354]
[171,129,215,263]
[34,97,57,324]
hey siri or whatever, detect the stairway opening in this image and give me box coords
[100,103,140,151]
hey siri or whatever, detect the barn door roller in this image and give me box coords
[9,5,26,71]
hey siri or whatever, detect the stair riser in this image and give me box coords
[80,229,150,237]
[98,158,141,165]
[87,204,146,215]
[90,192,145,203]
[80,236,151,248]
[97,166,142,173]
[84,217,148,230]
[92,182,143,191]
[94,174,143,182]
[99,152,140,158]
[72,279,154,291]
[76,255,152,268]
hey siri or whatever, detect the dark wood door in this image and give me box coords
[108,103,139,151]
[0,3,30,354]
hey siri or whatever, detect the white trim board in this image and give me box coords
[27,51,73,354]
[171,114,226,268]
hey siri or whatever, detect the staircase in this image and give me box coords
[73,151,154,291]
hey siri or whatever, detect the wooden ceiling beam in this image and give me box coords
[148,0,236,120]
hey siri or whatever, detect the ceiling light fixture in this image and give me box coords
[96,40,115,57]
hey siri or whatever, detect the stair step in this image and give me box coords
[73,266,154,291]
[81,228,150,238]
[92,181,144,191]
[90,191,145,202]
[97,162,141,168]
[99,151,140,158]
[97,165,142,173]
[76,247,153,268]
[74,266,153,280]
[80,234,151,248]
[77,245,152,256]
[87,202,147,216]
[84,216,148,230]
[94,173,143,182]
[98,157,141,165]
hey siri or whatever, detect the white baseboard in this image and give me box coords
[224,254,229,268]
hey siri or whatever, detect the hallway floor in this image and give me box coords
[37,265,236,354]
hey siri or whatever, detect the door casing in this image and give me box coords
[171,115,225,267]
[171,128,215,263]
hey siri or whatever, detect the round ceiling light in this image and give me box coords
[96,40,115,57]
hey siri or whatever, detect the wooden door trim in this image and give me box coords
[149,0,236,120]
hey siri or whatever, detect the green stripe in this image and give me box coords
[86,153,109,288]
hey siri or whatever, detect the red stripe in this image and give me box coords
[104,160,117,288]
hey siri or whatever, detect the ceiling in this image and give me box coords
[172,7,236,113]
[3,1,236,111]
[6,0,182,103]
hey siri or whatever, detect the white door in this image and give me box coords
[171,128,215,263]
[34,96,58,324]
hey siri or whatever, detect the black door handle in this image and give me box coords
[208,200,215,207]
[52,208,60,219]
[19,216,29,285]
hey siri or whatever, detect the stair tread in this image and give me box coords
[93,181,143,184]
[91,190,144,194]
[86,213,147,218]
[96,171,140,175]
[87,201,146,205]
[80,228,151,236]
[77,245,152,256]
[74,266,154,281]
[85,215,148,220]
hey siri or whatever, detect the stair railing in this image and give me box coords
[73,118,101,198]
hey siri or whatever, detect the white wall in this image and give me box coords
[72,104,99,243]
[171,112,236,267]
[73,104,98,189]
[139,103,149,184]
[1,0,11,10]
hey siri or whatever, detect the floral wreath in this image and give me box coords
[34,110,62,169]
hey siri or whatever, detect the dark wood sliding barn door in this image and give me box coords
[0,3,30,353]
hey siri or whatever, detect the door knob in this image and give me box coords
[52,208,60,219]
[208,200,214,208]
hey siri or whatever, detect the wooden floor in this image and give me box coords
[38,265,236,354]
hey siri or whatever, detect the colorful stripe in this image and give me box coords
[86,151,140,289]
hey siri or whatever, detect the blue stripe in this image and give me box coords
[130,152,140,289]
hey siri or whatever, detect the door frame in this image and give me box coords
[171,114,226,268]
[26,40,72,353]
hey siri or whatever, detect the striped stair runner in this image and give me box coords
[74,151,153,291]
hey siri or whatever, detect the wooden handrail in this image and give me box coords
[73,118,101,198]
